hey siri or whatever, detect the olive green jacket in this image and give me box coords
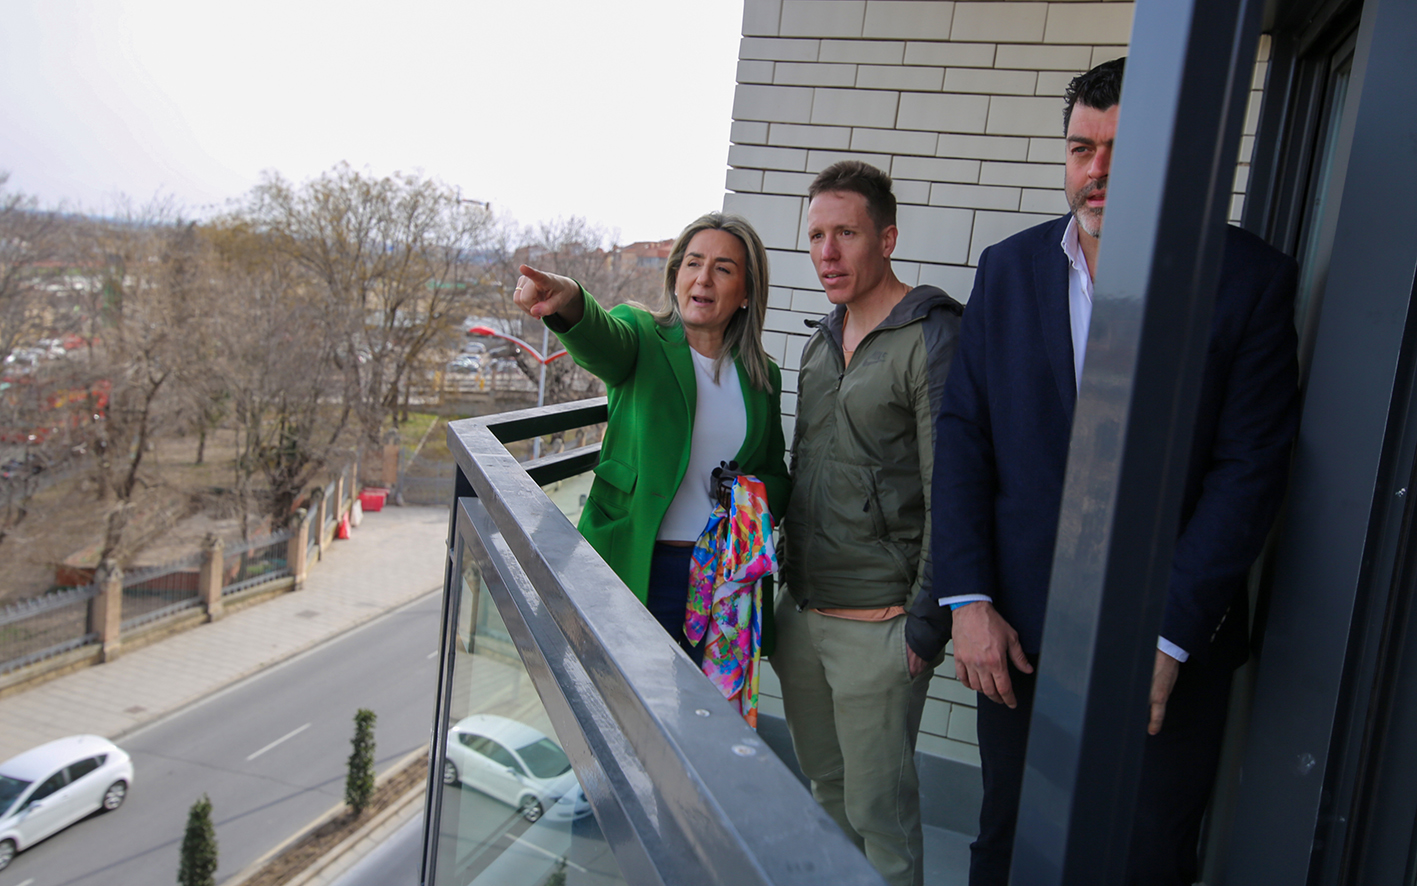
[549,289,791,606]
[783,285,962,614]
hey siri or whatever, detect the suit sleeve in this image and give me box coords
[1163,253,1300,654]
[545,285,641,387]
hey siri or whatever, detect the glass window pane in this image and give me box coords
[432,532,627,886]
[30,771,68,802]
[67,756,103,782]
[1293,38,1357,371]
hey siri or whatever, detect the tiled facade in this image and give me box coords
[732,0,1269,765]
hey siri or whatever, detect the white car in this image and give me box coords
[0,735,133,870]
[443,714,590,822]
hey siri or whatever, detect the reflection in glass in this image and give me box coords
[432,525,624,886]
[1293,39,1355,372]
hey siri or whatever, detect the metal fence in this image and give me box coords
[0,584,101,675]
[440,366,538,395]
[1,478,332,678]
[120,552,204,631]
[223,530,293,596]
[399,465,456,505]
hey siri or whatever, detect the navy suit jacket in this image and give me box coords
[930,214,1299,667]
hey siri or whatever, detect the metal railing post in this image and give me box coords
[288,510,309,589]
[313,487,328,556]
[199,535,225,622]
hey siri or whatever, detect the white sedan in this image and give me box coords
[0,735,133,871]
[443,714,590,822]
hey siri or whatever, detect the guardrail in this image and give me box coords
[423,398,885,886]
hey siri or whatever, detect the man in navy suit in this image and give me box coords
[904,58,1300,885]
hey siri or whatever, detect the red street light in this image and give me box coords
[468,326,569,365]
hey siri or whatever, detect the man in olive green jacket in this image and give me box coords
[776,162,961,886]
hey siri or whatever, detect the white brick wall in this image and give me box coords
[729,0,1267,765]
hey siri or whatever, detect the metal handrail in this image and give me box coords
[428,398,885,886]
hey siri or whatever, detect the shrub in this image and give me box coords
[178,794,218,886]
[345,708,377,815]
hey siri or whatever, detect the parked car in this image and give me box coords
[0,458,44,481]
[446,354,482,374]
[0,735,133,871]
[443,715,589,822]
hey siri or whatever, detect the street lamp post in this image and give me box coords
[467,326,570,459]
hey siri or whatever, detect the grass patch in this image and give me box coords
[390,412,439,449]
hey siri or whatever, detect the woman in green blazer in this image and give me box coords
[514,212,789,658]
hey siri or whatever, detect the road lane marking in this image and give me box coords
[426,650,437,659]
[16,879,35,886]
[247,723,311,761]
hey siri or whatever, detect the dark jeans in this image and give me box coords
[971,655,1233,886]
[645,543,705,666]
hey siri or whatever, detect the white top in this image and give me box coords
[657,349,748,542]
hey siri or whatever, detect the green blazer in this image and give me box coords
[550,288,790,607]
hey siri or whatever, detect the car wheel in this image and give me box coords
[0,838,15,871]
[518,795,544,823]
[102,780,128,811]
[442,760,459,786]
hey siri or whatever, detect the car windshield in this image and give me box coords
[515,738,572,779]
[0,774,32,816]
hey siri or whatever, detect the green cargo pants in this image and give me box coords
[772,598,936,886]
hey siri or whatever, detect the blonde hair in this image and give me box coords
[649,212,773,391]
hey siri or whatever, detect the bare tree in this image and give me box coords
[235,164,492,451]
[478,215,662,407]
[204,220,352,532]
[0,172,62,367]
[61,201,206,565]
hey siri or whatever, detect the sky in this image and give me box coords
[0,0,746,244]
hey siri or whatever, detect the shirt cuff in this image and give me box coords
[1157,636,1190,662]
[940,594,993,609]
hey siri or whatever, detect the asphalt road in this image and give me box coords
[0,590,443,886]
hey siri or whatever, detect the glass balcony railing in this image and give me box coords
[422,398,885,886]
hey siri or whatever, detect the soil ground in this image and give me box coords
[240,752,428,886]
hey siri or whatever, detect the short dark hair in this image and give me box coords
[1063,57,1126,135]
[807,160,897,233]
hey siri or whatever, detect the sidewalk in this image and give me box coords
[0,505,451,762]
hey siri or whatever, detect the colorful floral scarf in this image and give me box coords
[685,475,777,727]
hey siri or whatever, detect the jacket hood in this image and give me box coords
[816,284,961,344]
